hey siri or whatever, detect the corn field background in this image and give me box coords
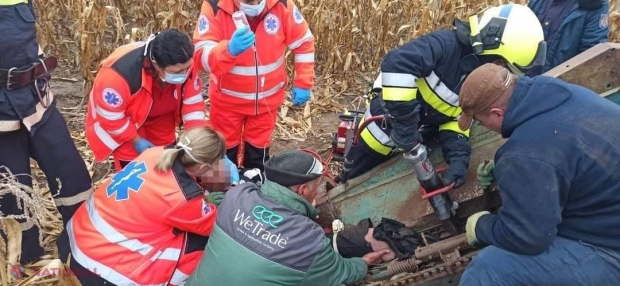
[0,0,618,285]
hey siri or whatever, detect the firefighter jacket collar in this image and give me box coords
[259,180,320,219]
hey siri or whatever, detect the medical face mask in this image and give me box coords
[240,1,265,17]
[162,71,188,85]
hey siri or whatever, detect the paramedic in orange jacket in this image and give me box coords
[86,28,209,172]
[66,126,227,286]
[193,0,315,171]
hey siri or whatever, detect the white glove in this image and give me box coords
[239,168,264,186]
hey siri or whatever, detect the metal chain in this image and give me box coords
[362,252,477,286]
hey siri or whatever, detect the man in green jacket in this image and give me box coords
[186,150,389,286]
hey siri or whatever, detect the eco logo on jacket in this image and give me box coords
[252,205,284,228]
[233,206,288,250]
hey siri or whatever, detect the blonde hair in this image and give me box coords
[155,127,226,172]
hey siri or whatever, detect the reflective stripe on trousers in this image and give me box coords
[358,108,395,156]
[0,90,56,132]
[439,120,470,137]
[67,196,186,285]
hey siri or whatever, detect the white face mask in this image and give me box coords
[240,1,266,17]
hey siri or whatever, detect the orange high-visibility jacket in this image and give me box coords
[192,0,315,115]
[86,42,208,162]
[67,146,218,285]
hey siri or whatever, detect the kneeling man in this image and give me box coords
[186,150,389,286]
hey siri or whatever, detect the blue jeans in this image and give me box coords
[459,236,620,286]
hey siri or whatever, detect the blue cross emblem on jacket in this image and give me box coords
[106,161,148,201]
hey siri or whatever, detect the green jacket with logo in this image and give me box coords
[186,180,368,286]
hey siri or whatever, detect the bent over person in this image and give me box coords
[457,64,620,285]
[0,0,92,264]
[193,0,315,171]
[67,127,227,285]
[337,3,546,184]
[186,150,389,286]
[85,29,212,172]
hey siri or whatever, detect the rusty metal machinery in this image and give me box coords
[362,232,475,285]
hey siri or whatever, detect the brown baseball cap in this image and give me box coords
[457,63,517,131]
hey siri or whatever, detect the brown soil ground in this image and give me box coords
[48,67,368,183]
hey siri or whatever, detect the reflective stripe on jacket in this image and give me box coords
[379,30,473,121]
[359,30,477,155]
[85,43,208,162]
[67,146,217,285]
[192,0,315,115]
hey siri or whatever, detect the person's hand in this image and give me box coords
[205,191,225,206]
[477,160,495,190]
[442,168,466,188]
[291,87,311,106]
[133,138,154,154]
[361,250,391,266]
[224,156,240,184]
[465,211,490,246]
[228,27,255,56]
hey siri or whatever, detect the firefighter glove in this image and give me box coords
[206,191,225,206]
[442,163,467,188]
[383,99,422,152]
[228,26,255,56]
[292,87,311,106]
[224,156,240,184]
[466,211,490,246]
[477,160,495,190]
[134,138,155,154]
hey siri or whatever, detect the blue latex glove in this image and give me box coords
[291,87,311,106]
[228,27,255,56]
[224,156,240,184]
[133,138,154,154]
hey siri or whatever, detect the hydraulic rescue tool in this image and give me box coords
[346,115,461,236]
[331,110,365,161]
[403,143,460,236]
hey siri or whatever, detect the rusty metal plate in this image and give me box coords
[545,42,620,94]
[326,123,504,228]
[321,43,620,230]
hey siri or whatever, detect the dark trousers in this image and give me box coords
[226,144,270,172]
[69,255,116,285]
[0,106,92,263]
[460,237,620,286]
[336,96,442,183]
[336,139,395,183]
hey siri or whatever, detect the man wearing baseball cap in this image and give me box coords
[457,63,620,285]
[186,149,389,286]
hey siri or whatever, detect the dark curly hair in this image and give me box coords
[150,28,194,68]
